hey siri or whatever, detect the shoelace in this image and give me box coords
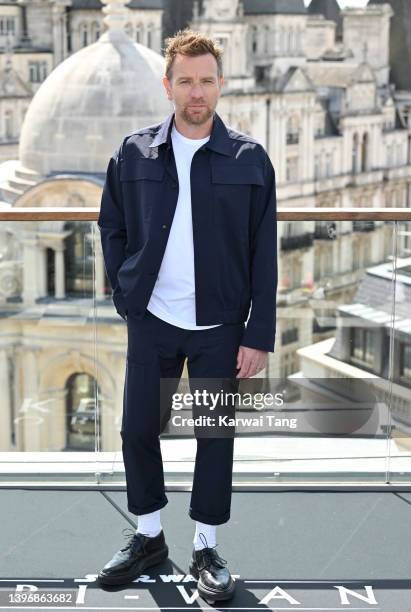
[120,527,143,553]
[195,532,227,571]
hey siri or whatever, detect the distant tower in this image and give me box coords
[342,2,393,87]
[192,0,255,91]
[308,0,342,40]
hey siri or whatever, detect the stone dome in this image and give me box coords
[19,29,173,175]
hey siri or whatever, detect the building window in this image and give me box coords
[352,133,359,174]
[281,256,303,291]
[296,27,302,53]
[286,156,298,182]
[278,27,284,54]
[264,24,269,54]
[66,373,100,451]
[314,155,320,179]
[251,25,258,54]
[80,22,88,47]
[91,21,100,42]
[397,143,402,166]
[281,320,299,346]
[287,29,292,54]
[4,108,13,139]
[28,61,47,83]
[286,116,299,144]
[280,351,299,379]
[147,23,153,48]
[325,152,333,177]
[0,16,15,36]
[352,241,363,271]
[136,23,143,43]
[351,328,374,368]
[314,244,334,280]
[361,132,368,172]
[255,64,270,84]
[387,143,393,167]
[400,344,411,381]
[64,222,93,296]
[125,22,133,38]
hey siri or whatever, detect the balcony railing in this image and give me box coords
[281,231,313,251]
[314,222,336,240]
[353,220,376,232]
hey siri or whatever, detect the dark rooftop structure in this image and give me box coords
[308,0,342,40]
[162,0,306,42]
[71,0,163,8]
[368,0,411,91]
[242,0,306,14]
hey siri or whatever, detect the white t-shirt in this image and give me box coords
[146,121,222,330]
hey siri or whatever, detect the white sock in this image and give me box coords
[193,521,217,550]
[136,509,162,538]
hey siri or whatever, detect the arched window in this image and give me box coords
[264,24,269,54]
[79,22,89,47]
[287,29,292,54]
[352,133,359,174]
[135,22,143,43]
[278,27,284,54]
[147,23,154,48]
[296,27,301,53]
[251,25,258,54]
[46,247,55,295]
[91,21,100,42]
[361,132,368,172]
[65,372,100,451]
[124,21,133,38]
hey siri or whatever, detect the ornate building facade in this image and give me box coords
[0,0,410,451]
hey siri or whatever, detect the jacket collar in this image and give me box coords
[149,110,232,157]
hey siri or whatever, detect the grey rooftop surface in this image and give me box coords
[1,488,411,610]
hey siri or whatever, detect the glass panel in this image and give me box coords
[0,220,100,483]
[97,217,397,486]
[0,216,401,486]
[387,220,411,481]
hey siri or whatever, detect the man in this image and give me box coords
[97,28,277,604]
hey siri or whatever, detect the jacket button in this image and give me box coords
[162,224,167,229]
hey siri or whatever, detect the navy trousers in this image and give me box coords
[121,308,245,525]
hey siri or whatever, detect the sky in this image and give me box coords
[303,0,368,6]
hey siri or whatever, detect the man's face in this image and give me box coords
[163,53,224,126]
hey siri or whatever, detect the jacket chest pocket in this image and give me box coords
[211,163,265,229]
[120,158,165,221]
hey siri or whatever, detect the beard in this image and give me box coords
[180,104,214,126]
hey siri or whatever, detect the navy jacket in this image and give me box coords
[98,110,277,352]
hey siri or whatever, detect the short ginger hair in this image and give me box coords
[163,28,224,81]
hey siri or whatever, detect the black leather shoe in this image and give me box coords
[98,528,168,586]
[189,534,235,604]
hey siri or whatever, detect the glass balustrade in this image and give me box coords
[0,209,409,488]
